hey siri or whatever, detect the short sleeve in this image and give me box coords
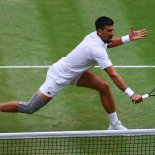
[91,46,112,69]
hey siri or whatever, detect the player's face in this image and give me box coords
[97,25,114,43]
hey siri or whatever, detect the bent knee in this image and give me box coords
[98,81,110,93]
[24,107,36,114]
[18,93,49,114]
[19,102,37,114]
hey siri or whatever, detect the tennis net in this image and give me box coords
[0,129,155,155]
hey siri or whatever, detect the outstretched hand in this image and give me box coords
[129,26,147,41]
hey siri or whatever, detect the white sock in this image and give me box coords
[108,112,119,125]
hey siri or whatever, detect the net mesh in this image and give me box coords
[0,129,155,155]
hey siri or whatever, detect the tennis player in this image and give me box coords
[0,16,147,130]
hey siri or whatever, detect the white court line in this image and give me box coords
[0,65,155,69]
[0,66,50,68]
[96,65,155,68]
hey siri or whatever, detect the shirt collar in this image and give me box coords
[94,31,108,48]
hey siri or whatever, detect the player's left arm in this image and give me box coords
[107,26,147,48]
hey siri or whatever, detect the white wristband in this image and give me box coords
[124,88,134,97]
[122,35,130,43]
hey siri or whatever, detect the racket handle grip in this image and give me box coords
[142,94,149,99]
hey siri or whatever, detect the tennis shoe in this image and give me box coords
[108,120,127,130]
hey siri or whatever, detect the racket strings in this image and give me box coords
[149,88,155,96]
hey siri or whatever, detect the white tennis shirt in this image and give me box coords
[50,31,112,79]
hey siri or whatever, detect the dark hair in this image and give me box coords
[95,16,114,30]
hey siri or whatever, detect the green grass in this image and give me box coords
[0,0,155,133]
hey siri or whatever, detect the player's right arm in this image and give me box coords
[104,65,142,103]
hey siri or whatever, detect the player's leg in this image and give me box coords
[0,65,69,113]
[0,90,52,113]
[19,90,52,114]
[76,70,127,130]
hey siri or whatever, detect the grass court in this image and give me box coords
[0,0,155,133]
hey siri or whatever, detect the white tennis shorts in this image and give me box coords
[39,66,83,97]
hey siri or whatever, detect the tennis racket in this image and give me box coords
[142,88,155,99]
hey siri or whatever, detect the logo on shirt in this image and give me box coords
[47,92,51,95]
